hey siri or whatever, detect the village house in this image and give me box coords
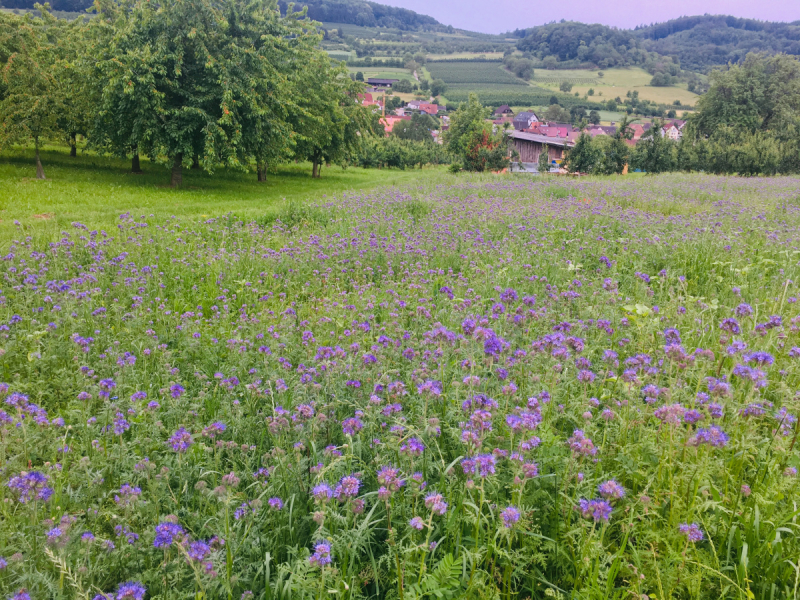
[512,111,539,131]
[661,120,686,140]
[528,122,578,138]
[493,105,514,117]
[379,115,411,135]
[624,123,653,146]
[585,125,618,137]
[414,103,441,116]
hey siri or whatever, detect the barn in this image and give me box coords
[509,131,575,167]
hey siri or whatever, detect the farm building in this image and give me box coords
[367,78,399,88]
[512,111,539,131]
[379,115,411,134]
[509,130,575,165]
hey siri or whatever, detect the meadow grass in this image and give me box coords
[2,169,800,600]
[0,146,442,243]
[532,67,699,106]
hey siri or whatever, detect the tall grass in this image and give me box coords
[0,173,800,599]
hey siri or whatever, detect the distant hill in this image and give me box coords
[3,0,799,72]
[278,0,443,31]
[509,16,800,73]
[512,22,643,69]
[0,0,444,30]
[633,15,800,72]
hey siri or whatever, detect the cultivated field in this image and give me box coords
[426,61,528,86]
[426,52,505,60]
[1,170,800,599]
[346,67,416,82]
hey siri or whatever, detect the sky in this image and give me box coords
[379,0,800,34]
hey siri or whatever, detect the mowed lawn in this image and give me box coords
[0,146,441,242]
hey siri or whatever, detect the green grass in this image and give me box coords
[0,146,441,243]
[532,67,699,106]
[346,67,415,81]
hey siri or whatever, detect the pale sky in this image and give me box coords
[381,0,800,34]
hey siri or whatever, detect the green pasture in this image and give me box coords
[0,146,441,242]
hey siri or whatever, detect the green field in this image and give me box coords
[426,52,504,60]
[0,146,440,240]
[347,66,416,81]
[427,61,526,86]
[533,67,699,106]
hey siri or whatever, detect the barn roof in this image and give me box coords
[509,130,574,148]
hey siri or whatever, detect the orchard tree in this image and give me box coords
[0,7,65,179]
[595,116,632,174]
[429,79,447,98]
[291,52,374,177]
[564,132,601,173]
[394,112,437,142]
[693,53,800,138]
[631,120,676,173]
[444,93,509,172]
[94,0,308,186]
[537,143,551,174]
[44,10,93,158]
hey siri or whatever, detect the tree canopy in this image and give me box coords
[0,0,377,184]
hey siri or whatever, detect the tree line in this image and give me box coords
[0,0,384,185]
[563,54,800,177]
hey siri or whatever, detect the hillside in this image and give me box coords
[0,0,447,30]
[278,0,444,31]
[634,15,800,72]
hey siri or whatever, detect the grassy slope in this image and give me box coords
[0,146,441,243]
[531,67,699,106]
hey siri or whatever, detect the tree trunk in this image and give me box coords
[312,161,320,178]
[171,153,183,188]
[131,153,142,173]
[34,137,46,180]
[69,133,77,157]
[257,162,267,182]
[191,154,200,169]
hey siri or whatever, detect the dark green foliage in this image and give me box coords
[444,93,508,172]
[564,132,602,173]
[393,112,438,142]
[392,78,414,93]
[429,78,447,97]
[355,135,450,168]
[537,143,551,173]
[515,21,644,69]
[91,0,323,186]
[692,53,800,138]
[636,14,800,72]
[650,72,674,86]
[631,121,676,174]
[503,56,534,80]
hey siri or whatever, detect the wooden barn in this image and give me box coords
[509,130,574,164]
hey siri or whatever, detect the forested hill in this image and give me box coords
[0,0,444,30]
[278,0,443,30]
[511,17,800,72]
[634,15,800,72]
